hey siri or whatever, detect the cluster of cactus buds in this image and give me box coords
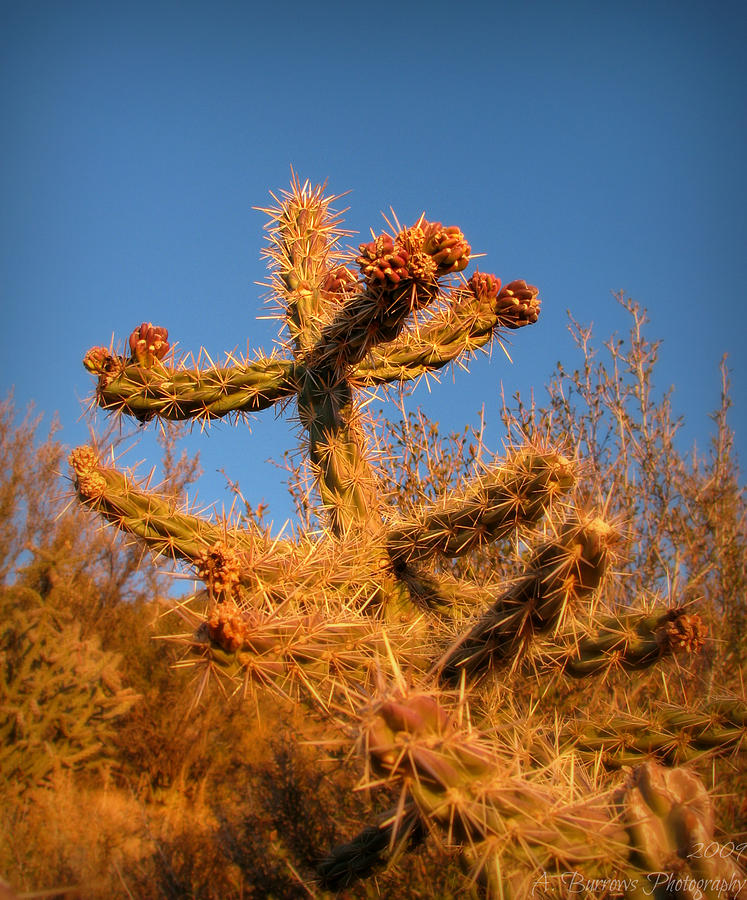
[356,217,470,289]
[70,175,746,898]
[466,271,541,330]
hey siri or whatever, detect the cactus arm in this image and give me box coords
[615,761,747,898]
[386,451,575,567]
[360,695,747,896]
[567,700,747,767]
[362,693,628,894]
[296,367,383,537]
[88,354,299,423]
[549,608,707,678]
[68,446,275,566]
[189,604,426,701]
[260,175,351,355]
[316,804,423,890]
[354,275,540,386]
[437,514,616,683]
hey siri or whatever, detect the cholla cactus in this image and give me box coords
[71,175,746,898]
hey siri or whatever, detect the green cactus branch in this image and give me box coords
[85,352,299,423]
[68,445,423,619]
[545,608,707,678]
[566,699,747,767]
[296,367,383,536]
[436,514,617,683]
[260,178,348,355]
[85,288,540,427]
[362,694,628,883]
[356,276,541,385]
[68,446,264,563]
[333,692,746,896]
[386,449,575,566]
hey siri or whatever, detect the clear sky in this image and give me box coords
[2,0,745,529]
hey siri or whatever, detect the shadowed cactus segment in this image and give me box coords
[70,174,746,898]
[539,607,708,680]
[616,762,747,898]
[437,512,618,683]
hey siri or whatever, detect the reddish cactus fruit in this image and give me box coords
[467,270,502,303]
[356,234,410,285]
[321,264,358,298]
[496,279,541,329]
[421,221,471,275]
[128,322,170,366]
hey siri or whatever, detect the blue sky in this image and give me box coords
[2,0,745,529]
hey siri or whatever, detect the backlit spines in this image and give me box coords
[386,450,576,566]
[359,691,628,896]
[545,608,707,679]
[190,605,421,702]
[566,699,747,767]
[354,272,541,386]
[89,353,298,423]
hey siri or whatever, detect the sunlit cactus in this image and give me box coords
[70,174,747,898]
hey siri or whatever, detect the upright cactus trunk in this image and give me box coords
[70,174,746,899]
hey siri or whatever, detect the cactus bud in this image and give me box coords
[205,603,247,653]
[321,265,358,298]
[356,235,410,286]
[195,540,241,598]
[657,613,706,656]
[128,322,170,366]
[467,270,502,304]
[422,222,471,275]
[496,280,541,329]
[83,346,120,377]
[69,446,106,499]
